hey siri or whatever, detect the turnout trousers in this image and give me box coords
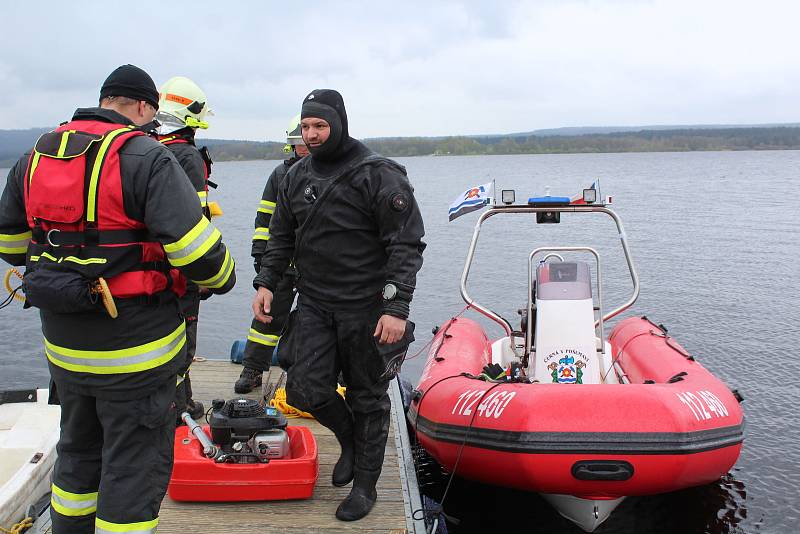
[49,376,176,534]
[282,295,413,489]
[242,274,295,372]
[175,296,199,415]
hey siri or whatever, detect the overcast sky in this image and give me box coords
[1,0,798,141]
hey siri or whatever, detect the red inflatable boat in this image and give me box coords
[408,197,744,532]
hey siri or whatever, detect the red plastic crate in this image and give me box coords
[167,425,319,502]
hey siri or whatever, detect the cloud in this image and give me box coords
[1,0,799,140]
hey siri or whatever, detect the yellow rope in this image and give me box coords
[269,387,312,418]
[3,268,25,303]
[269,385,346,419]
[0,516,33,534]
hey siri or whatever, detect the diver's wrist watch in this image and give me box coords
[382,283,398,300]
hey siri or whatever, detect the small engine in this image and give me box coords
[208,398,289,463]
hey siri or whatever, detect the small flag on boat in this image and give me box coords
[448,181,493,221]
[570,180,598,205]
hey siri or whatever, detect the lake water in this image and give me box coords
[2,151,798,533]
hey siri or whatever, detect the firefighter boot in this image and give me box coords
[312,395,355,487]
[335,410,389,521]
[234,367,263,394]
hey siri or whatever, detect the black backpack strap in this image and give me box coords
[31,228,151,247]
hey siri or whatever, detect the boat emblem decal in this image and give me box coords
[548,356,586,384]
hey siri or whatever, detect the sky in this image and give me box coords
[1,0,798,142]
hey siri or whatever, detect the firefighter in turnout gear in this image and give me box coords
[0,64,236,534]
[252,89,425,521]
[156,76,215,422]
[235,115,308,393]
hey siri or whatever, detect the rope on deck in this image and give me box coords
[269,385,346,419]
[1,516,33,534]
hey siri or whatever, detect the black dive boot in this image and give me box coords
[336,410,390,521]
[311,395,355,487]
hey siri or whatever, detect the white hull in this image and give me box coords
[540,493,626,532]
[0,389,60,526]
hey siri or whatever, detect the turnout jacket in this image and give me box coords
[158,128,210,216]
[254,141,425,318]
[250,156,300,259]
[0,108,236,399]
[159,128,212,313]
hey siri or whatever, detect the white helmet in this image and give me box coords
[283,114,304,152]
[157,76,212,129]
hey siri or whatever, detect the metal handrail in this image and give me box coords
[459,204,640,353]
[527,247,604,362]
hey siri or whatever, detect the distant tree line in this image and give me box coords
[4,126,800,167]
[203,126,800,161]
[201,139,285,161]
[361,127,800,158]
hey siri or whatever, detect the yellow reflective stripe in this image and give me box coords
[252,227,270,241]
[52,483,98,502]
[197,191,208,198]
[192,248,234,289]
[56,130,74,157]
[247,329,279,347]
[51,483,97,517]
[62,256,107,265]
[257,199,276,214]
[176,374,185,386]
[197,191,208,207]
[159,136,177,144]
[34,251,107,265]
[95,517,159,533]
[0,230,31,254]
[45,322,185,375]
[28,152,42,186]
[87,127,134,223]
[163,217,221,267]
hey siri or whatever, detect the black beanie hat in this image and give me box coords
[301,89,349,160]
[100,64,159,110]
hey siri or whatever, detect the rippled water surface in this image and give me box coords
[3,151,798,533]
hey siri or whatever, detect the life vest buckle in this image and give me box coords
[46,228,62,247]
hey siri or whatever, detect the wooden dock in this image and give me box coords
[157,359,425,534]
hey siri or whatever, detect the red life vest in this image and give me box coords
[23,119,186,299]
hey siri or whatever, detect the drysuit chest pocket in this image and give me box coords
[27,130,102,223]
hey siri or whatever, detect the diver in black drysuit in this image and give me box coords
[253,89,425,521]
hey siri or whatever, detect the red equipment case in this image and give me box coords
[167,424,319,502]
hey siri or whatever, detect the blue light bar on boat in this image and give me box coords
[528,196,571,205]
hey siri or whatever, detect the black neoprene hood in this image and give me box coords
[300,89,349,161]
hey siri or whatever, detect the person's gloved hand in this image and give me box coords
[253,254,263,274]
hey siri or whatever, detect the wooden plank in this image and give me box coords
[158,360,410,533]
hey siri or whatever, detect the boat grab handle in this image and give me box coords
[572,460,634,481]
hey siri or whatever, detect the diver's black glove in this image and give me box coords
[253,254,263,274]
